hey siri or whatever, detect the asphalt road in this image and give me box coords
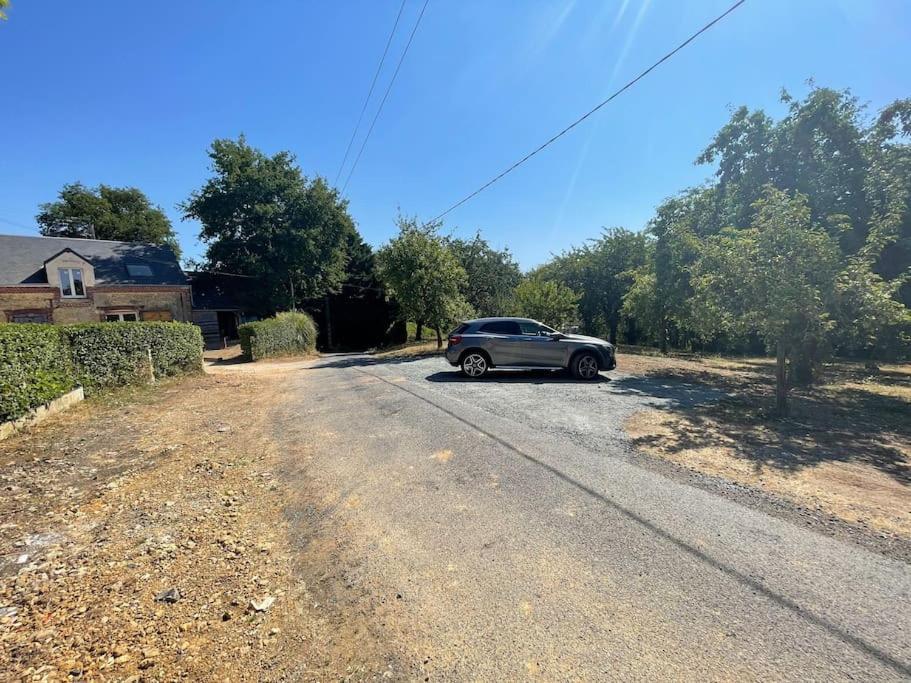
[274,354,911,681]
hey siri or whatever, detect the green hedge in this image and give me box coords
[0,322,203,422]
[64,322,204,390]
[0,324,76,423]
[239,311,317,360]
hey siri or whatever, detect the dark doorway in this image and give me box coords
[217,311,239,340]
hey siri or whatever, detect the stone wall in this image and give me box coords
[0,286,192,323]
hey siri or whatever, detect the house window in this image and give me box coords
[104,311,139,322]
[59,268,86,297]
[10,312,50,323]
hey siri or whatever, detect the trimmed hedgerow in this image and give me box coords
[239,311,317,360]
[0,324,76,422]
[64,322,204,390]
[0,321,204,423]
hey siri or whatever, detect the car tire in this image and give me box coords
[571,352,600,380]
[460,351,489,378]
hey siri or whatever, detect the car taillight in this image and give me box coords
[448,335,462,346]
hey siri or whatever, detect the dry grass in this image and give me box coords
[620,350,911,539]
[373,340,444,359]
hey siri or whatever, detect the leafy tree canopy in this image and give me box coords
[512,277,579,329]
[182,136,352,311]
[37,182,181,257]
[376,217,473,346]
[445,232,521,317]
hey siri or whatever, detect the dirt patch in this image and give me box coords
[621,352,911,541]
[0,374,386,680]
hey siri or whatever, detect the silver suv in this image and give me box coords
[445,317,616,380]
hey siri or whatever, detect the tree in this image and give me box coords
[0,0,10,20]
[534,228,649,344]
[692,188,841,415]
[834,258,911,366]
[512,277,579,329]
[37,182,181,257]
[182,136,352,312]
[585,228,650,344]
[446,233,521,317]
[376,217,472,347]
[640,188,713,352]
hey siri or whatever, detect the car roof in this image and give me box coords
[464,317,538,325]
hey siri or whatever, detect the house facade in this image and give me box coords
[0,234,191,323]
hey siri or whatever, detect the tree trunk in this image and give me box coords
[435,327,443,349]
[415,320,424,341]
[608,315,618,346]
[659,317,668,354]
[791,337,817,386]
[324,295,333,350]
[775,341,790,417]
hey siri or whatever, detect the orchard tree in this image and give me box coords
[536,228,649,343]
[182,136,352,312]
[625,188,712,352]
[692,188,841,415]
[37,182,181,256]
[376,217,472,347]
[512,277,579,329]
[446,232,521,317]
[586,228,650,343]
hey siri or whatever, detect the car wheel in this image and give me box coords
[460,352,488,378]
[571,352,600,380]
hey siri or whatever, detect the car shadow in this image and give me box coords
[425,369,611,384]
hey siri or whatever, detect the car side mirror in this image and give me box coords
[548,331,566,340]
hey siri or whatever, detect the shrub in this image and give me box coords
[239,311,317,360]
[0,324,75,422]
[64,322,204,390]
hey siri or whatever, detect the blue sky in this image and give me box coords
[1,0,908,269]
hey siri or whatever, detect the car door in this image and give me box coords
[479,320,523,365]
[515,321,566,367]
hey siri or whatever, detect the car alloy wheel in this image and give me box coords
[461,353,488,378]
[576,354,599,380]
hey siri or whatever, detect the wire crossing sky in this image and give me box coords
[333,0,408,187]
[341,0,432,196]
[429,0,747,223]
[0,1,907,268]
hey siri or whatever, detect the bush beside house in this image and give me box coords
[0,324,76,423]
[0,322,203,422]
[239,311,317,360]
[65,322,203,390]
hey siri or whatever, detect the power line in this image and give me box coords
[0,216,36,231]
[341,0,431,196]
[429,0,747,223]
[333,0,408,187]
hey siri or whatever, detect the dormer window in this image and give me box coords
[59,267,86,297]
[126,264,153,278]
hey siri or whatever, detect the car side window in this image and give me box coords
[480,321,521,335]
[518,321,545,335]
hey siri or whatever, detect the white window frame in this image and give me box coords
[103,310,139,322]
[58,267,86,298]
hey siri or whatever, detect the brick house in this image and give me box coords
[0,234,191,323]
